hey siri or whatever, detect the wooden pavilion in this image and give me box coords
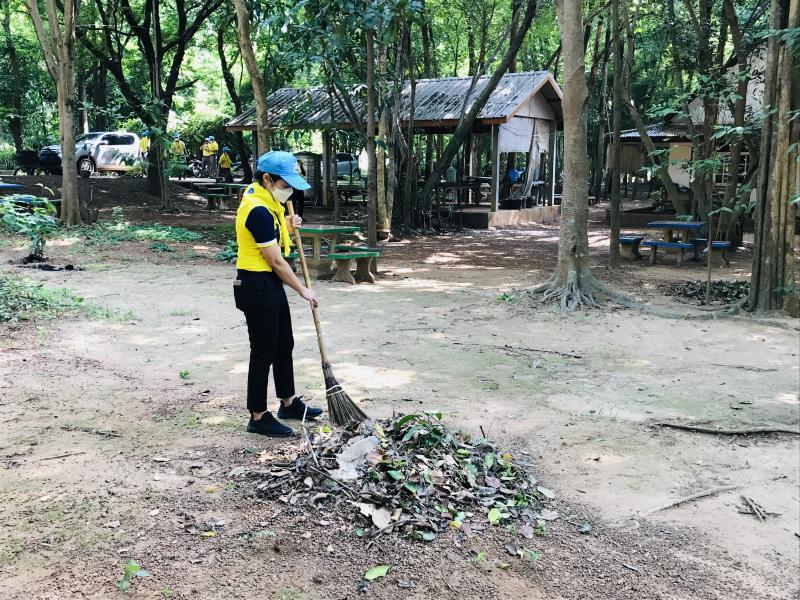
[225,71,563,228]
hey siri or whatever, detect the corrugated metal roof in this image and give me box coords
[619,122,694,140]
[225,71,562,130]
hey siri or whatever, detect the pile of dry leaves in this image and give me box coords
[244,412,558,542]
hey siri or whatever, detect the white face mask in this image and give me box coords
[271,186,293,204]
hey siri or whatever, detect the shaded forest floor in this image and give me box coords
[1,181,798,599]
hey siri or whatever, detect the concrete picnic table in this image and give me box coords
[296,224,360,279]
[646,220,705,244]
[217,182,249,207]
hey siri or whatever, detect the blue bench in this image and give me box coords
[641,240,694,265]
[619,236,644,260]
[690,239,731,265]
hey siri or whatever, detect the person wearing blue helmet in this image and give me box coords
[233,150,322,437]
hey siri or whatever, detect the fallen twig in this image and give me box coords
[621,563,641,573]
[38,451,87,461]
[740,496,769,521]
[708,364,778,373]
[642,485,741,516]
[655,423,800,436]
[61,425,121,438]
[306,465,360,500]
[300,406,319,468]
[453,341,582,359]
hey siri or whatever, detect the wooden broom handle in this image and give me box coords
[286,200,330,365]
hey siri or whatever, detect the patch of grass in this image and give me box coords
[71,208,203,248]
[83,302,138,322]
[184,414,200,428]
[0,275,82,322]
[169,308,192,317]
[149,241,175,252]
[204,222,236,243]
[179,369,190,380]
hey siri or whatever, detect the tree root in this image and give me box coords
[656,422,800,436]
[527,276,750,320]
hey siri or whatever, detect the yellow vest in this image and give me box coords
[235,183,292,271]
[219,153,232,168]
[139,137,150,152]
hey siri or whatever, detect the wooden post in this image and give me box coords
[490,125,500,212]
[547,122,557,206]
[468,132,479,203]
[322,131,331,208]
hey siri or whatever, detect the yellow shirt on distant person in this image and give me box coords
[170,139,186,156]
[139,136,150,153]
[219,153,232,169]
[202,140,219,157]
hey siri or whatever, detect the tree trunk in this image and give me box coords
[719,0,748,239]
[747,0,798,314]
[78,77,89,133]
[620,0,685,214]
[609,0,622,267]
[421,0,539,204]
[535,0,595,310]
[376,44,389,236]
[217,23,252,182]
[26,0,81,225]
[91,63,108,131]
[2,2,24,151]
[365,9,378,248]
[232,0,270,154]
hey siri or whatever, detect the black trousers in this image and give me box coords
[233,270,295,413]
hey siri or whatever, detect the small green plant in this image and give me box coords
[534,519,548,537]
[161,589,174,598]
[184,414,200,428]
[215,239,238,263]
[118,559,149,592]
[149,241,174,252]
[521,547,542,565]
[494,292,517,303]
[179,369,190,379]
[0,196,59,259]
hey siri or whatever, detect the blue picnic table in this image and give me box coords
[0,182,24,192]
[646,220,705,244]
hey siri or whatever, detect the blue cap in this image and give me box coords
[208,136,215,141]
[222,147,230,152]
[141,130,149,136]
[257,151,310,190]
[173,133,180,139]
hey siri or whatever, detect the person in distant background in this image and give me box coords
[290,158,306,217]
[201,135,219,178]
[170,133,187,179]
[507,165,521,183]
[219,147,233,183]
[139,130,150,160]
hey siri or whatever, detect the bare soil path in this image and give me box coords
[1,209,798,599]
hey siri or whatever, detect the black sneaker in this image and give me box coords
[247,412,295,437]
[277,396,324,420]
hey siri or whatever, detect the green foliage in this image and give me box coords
[0,196,59,258]
[74,208,202,246]
[179,369,190,379]
[118,560,150,592]
[215,239,238,262]
[0,275,82,322]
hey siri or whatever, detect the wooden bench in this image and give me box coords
[690,239,731,265]
[619,236,644,260]
[640,240,694,265]
[328,251,380,284]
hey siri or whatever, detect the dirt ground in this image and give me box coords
[1,190,799,600]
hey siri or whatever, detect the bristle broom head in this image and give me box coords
[323,361,368,427]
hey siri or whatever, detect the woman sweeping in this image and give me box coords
[233,150,323,437]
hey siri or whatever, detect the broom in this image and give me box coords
[285,200,368,427]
